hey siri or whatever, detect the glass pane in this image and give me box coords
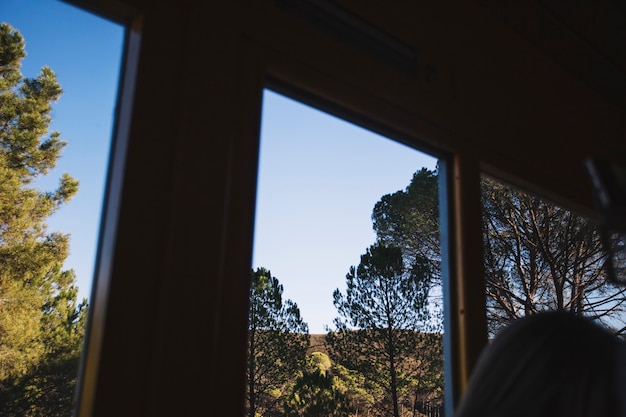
[0,1,123,414]
[249,89,444,417]
[481,175,626,337]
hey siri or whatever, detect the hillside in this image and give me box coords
[307,334,328,356]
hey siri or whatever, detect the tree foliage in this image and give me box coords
[326,242,441,417]
[373,165,626,335]
[247,267,310,417]
[481,175,626,334]
[372,168,440,284]
[0,22,87,415]
[372,167,443,327]
[284,352,357,417]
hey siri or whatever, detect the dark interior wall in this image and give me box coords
[250,0,626,216]
[63,1,626,416]
[73,2,264,415]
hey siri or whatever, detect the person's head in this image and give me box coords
[453,310,624,417]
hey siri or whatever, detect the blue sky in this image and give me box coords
[2,0,438,334]
[255,91,437,332]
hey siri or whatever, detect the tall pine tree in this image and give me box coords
[0,22,87,416]
[247,267,309,417]
[326,242,440,417]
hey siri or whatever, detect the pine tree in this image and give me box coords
[284,352,353,417]
[326,242,440,417]
[0,22,87,415]
[247,267,309,417]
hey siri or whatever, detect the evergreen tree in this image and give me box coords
[372,167,443,326]
[247,267,309,417]
[326,242,438,417]
[372,168,440,284]
[0,22,86,414]
[284,352,353,417]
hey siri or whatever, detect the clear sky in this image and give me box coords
[255,91,437,333]
[2,0,438,334]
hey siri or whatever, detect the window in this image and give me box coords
[248,89,444,417]
[0,1,123,414]
[481,175,626,337]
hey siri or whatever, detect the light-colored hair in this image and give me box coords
[453,311,623,417]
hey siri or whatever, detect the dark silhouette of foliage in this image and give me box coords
[326,242,441,417]
[0,354,81,417]
[372,168,441,285]
[481,176,626,334]
[247,267,310,417]
[373,166,626,335]
[372,167,443,330]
